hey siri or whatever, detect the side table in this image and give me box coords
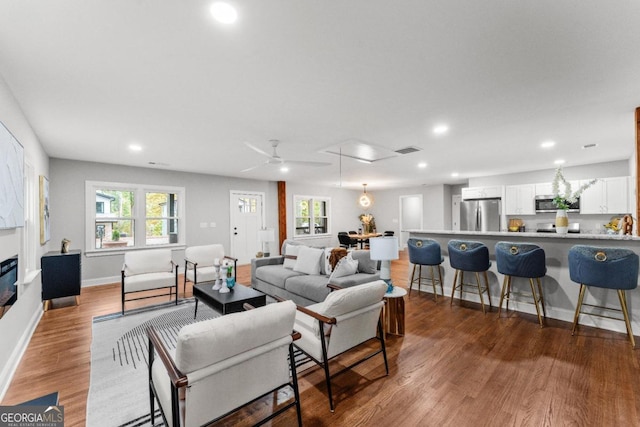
[383,286,407,337]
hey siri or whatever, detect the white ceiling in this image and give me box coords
[1,1,639,190]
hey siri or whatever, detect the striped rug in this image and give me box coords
[86,299,310,427]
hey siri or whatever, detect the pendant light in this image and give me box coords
[358,183,374,209]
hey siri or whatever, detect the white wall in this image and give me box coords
[0,75,50,399]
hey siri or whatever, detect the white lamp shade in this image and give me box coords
[258,228,275,242]
[369,237,399,261]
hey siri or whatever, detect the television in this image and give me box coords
[0,120,25,229]
[0,255,18,316]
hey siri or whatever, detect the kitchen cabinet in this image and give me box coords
[41,250,82,310]
[505,184,535,215]
[579,177,629,214]
[461,186,502,200]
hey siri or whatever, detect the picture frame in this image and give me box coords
[39,175,50,245]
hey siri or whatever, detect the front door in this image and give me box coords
[230,191,265,265]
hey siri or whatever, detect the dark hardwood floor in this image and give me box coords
[3,250,640,426]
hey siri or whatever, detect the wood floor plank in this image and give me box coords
[3,250,640,426]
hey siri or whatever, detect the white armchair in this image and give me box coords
[121,249,178,314]
[184,244,237,293]
[147,300,302,426]
[293,280,389,411]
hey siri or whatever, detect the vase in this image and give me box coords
[226,277,235,289]
[555,209,569,234]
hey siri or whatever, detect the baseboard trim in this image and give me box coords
[0,304,43,402]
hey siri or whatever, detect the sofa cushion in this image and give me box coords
[284,275,333,303]
[330,273,380,288]
[294,247,324,275]
[329,254,358,281]
[283,245,301,269]
[256,264,305,286]
[351,250,377,274]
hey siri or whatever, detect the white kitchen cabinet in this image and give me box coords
[461,186,502,200]
[535,182,553,196]
[505,184,535,215]
[579,177,629,214]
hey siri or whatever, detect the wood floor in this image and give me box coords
[3,250,640,426]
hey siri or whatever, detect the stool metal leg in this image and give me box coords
[498,275,509,318]
[437,265,444,298]
[409,264,417,297]
[430,266,438,302]
[617,290,635,348]
[484,271,492,308]
[475,272,486,314]
[528,278,544,328]
[459,271,465,301]
[450,269,459,306]
[571,284,587,336]
[536,277,546,318]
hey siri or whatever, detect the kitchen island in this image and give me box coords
[408,230,640,337]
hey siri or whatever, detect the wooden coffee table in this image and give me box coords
[193,283,266,316]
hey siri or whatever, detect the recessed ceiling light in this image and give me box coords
[418,162,427,168]
[280,166,289,173]
[433,124,449,135]
[129,144,142,152]
[554,159,565,165]
[582,143,598,149]
[451,172,459,177]
[541,140,555,148]
[210,2,238,24]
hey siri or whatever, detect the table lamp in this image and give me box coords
[369,236,399,293]
[258,228,276,257]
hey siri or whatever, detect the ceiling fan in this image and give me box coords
[241,139,331,172]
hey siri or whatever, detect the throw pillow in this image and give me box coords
[294,246,324,275]
[328,253,358,281]
[321,247,333,277]
[350,250,377,274]
[283,245,301,269]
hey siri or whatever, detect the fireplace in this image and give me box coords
[0,255,18,316]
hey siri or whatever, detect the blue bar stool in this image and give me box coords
[568,245,639,348]
[495,242,547,327]
[448,240,492,314]
[407,238,444,301]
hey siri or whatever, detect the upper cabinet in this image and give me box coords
[505,184,535,215]
[535,180,579,196]
[461,186,502,200]
[579,177,629,214]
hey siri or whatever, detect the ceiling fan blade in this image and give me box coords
[244,142,274,159]
[240,160,270,172]
[284,160,332,167]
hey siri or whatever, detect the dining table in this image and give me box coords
[348,232,382,249]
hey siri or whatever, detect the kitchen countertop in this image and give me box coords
[407,229,640,241]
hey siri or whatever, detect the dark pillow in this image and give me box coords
[350,250,377,274]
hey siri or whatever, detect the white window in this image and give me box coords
[85,181,185,254]
[293,195,330,237]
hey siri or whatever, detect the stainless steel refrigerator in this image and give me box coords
[460,198,501,232]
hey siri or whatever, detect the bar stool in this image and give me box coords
[448,240,492,314]
[568,245,639,347]
[495,242,547,327]
[407,238,444,301]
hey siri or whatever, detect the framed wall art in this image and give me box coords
[39,175,50,245]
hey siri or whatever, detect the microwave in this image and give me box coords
[535,195,580,213]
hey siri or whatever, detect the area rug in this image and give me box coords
[86,299,312,427]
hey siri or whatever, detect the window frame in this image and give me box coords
[293,195,331,238]
[85,181,186,256]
